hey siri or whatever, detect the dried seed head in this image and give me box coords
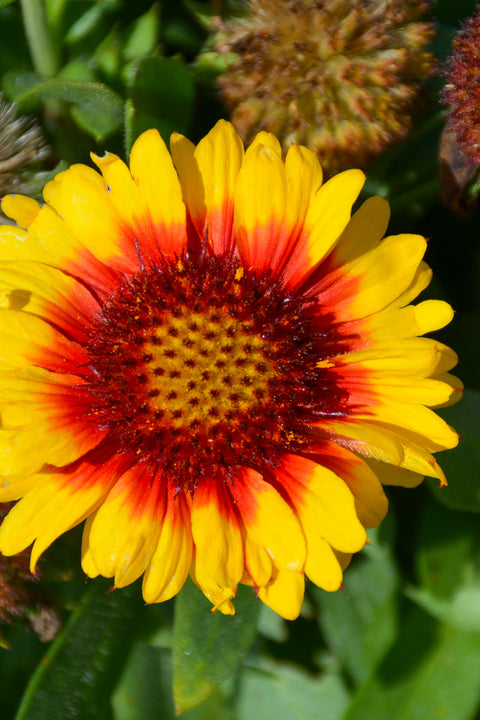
[0,94,51,216]
[213,0,436,174]
[442,8,480,166]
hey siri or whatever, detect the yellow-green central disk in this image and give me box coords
[142,306,275,427]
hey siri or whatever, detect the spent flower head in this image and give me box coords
[0,94,51,213]
[213,0,436,174]
[439,7,480,214]
[442,7,480,173]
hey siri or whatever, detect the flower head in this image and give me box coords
[213,0,436,174]
[0,94,51,208]
[0,121,459,619]
[442,7,480,165]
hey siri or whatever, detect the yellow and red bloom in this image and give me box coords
[0,121,460,619]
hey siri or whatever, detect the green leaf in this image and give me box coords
[414,500,479,600]
[313,520,399,686]
[406,500,480,632]
[257,603,288,643]
[14,580,146,720]
[113,642,238,720]
[181,689,238,720]
[172,579,260,714]
[58,58,97,83]
[429,389,480,512]
[123,4,161,62]
[344,606,480,720]
[64,0,120,45]
[6,74,123,141]
[125,55,195,152]
[70,102,121,144]
[405,585,480,633]
[235,661,350,720]
[113,644,175,720]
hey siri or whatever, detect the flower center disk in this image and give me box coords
[86,254,346,491]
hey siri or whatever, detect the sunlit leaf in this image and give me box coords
[172,580,260,714]
[113,640,238,720]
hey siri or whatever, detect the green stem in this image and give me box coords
[20,0,60,77]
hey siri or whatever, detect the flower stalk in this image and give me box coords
[20,0,60,77]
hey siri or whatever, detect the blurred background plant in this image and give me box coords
[211,0,436,175]
[2,1,480,719]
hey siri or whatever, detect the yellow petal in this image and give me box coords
[304,537,343,592]
[0,464,114,571]
[85,467,164,588]
[0,259,99,336]
[278,145,325,285]
[324,419,447,483]
[257,569,305,620]
[321,234,427,321]
[232,469,306,573]
[0,426,91,477]
[43,163,134,271]
[244,536,273,587]
[170,133,202,227]
[334,339,458,377]
[190,551,237,615]
[171,120,243,253]
[94,130,187,259]
[81,516,100,578]
[319,444,389,528]
[320,419,405,466]
[247,130,282,156]
[141,491,192,604]
[279,455,367,553]
[393,261,432,308]
[328,195,391,267]
[303,169,365,269]
[364,401,459,453]
[350,299,454,346]
[191,481,244,589]
[130,129,186,235]
[91,152,140,224]
[2,195,40,228]
[365,458,426,487]
[0,474,37,502]
[235,143,289,270]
